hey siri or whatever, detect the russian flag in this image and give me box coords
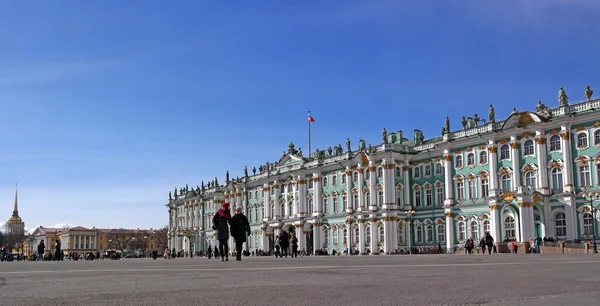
[308,111,315,123]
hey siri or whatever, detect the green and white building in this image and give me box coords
[166,87,600,255]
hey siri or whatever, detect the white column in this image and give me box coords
[560,128,574,193]
[489,200,500,243]
[357,165,365,212]
[358,218,366,254]
[510,137,521,191]
[382,160,396,210]
[369,214,378,254]
[274,181,281,219]
[346,220,353,254]
[445,210,455,253]
[313,221,322,253]
[536,132,549,194]
[313,173,322,216]
[443,152,454,205]
[488,141,499,190]
[295,222,306,253]
[518,192,535,242]
[383,213,395,254]
[283,184,290,217]
[369,161,377,211]
[297,175,307,217]
[403,164,411,206]
[292,181,298,216]
[263,184,270,221]
[564,195,577,240]
[345,167,354,213]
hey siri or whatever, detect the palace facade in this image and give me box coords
[166,87,600,255]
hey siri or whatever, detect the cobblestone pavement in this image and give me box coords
[1,254,599,305]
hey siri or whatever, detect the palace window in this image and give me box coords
[377,167,383,178]
[397,193,403,206]
[288,183,292,191]
[353,172,359,182]
[501,174,512,192]
[366,226,371,244]
[323,177,329,187]
[458,222,466,240]
[288,201,293,216]
[324,228,329,245]
[551,167,564,190]
[395,167,402,178]
[580,165,591,187]
[504,216,516,239]
[416,225,422,243]
[583,213,594,235]
[426,225,433,243]
[342,196,348,210]
[248,209,252,222]
[595,130,600,146]
[549,135,561,152]
[365,170,370,180]
[332,227,338,245]
[414,167,420,179]
[456,181,464,201]
[479,151,488,164]
[254,235,259,248]
[332,175,337,186]
[333,197,339,213]
[270,205,275,218]
[378,191,384,207]
[270,188,274,195]
[425,188,432,207]
[280,203,285,216]
[469,221,479,239]
[424,165,431,177]
[379,226,385,243]
[500,144,510,160]
[414,189,422,207]
[436,185,444,206]
[353,193,359,210]
[483,220,490,233]
[308,179,313,189]
[555,212,566,237]
[481,178,489,198]
[455,155,463,168]
[365,192,370,207]
[354,227,359,245]
[525,172,536,190]
[255,207,259,222]
[437,224,445,243]
[397,225,404,244]
[467,153,475,167]
[254,190,258,199]
[307,199,313,214]
[597,164,600,186]
[323,198,329,214]
[468,180,477,200]
[343,227,348,245]
[435,163,443,176]
[523,140,534,156]
[280,184,284,193]
[342,174,347,185]
[577,132,588,148]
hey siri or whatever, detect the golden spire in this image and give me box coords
[12,183,18,216]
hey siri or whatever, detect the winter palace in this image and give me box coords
[166,86,600,255]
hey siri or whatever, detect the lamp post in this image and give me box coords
[405,210,416,254]
[580,191,600,254]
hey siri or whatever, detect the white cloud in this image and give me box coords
[0,221,5,233]
[26,224,74,235]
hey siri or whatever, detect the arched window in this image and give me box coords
[551,167,563,189]
[583,212,594,235]
[549,135,561,151]
[435,163,443,176]
[353,172,359,182]
[342,227,348,245]
[424,165,431,177]
[395,167,402,178]
[468,179,477,199]
[426,225,433,243]
[365,192,370,207]
[456,180,464,201]
[483,220,490,233]
[378,190,384,207]
[307,199,313,214]
[379,226,385,243]
[353,193,359,210]
[455,155,463,168]
[437,224,445,242]
[577,133,588,148]
[332,227,339,245]
[280,203,285,216]
[425,187,432,206]
[332,175,338,186]
[525,171,536,190]
[308,179,313,189]
[365,170,370,180]
[342,174,347,185]
[414,167,421,179]
[500,144,510,160]
[595,130,600,146]
[254,207,259,222]
[469,221,479,239]
[248,209,253,223]
[377,167,383,178]
[324,228,329,246]
[501,174,512,192]
[580,164,591,186]
[333,197,339,213]
[342,196,348,210]
[504,216,516,239]
[554,212,566,236]
[323,177,329,187]
[414,189,422,207]
[479,151,488,164]
[416,225,422,243]
[397,224,404,244]
[467,153,475,167]
[458,222,466,240]
[523,139,534,156]
[280,184,285,193]
[366,226,371,244]
[322,198,328,214]
[270,205,275,218]
[354,227,359,245]
[288,201,293,216]
[481,177,489,198]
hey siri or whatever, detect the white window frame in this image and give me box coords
[455,155,463,169]
[523,139,535,156]
[424,164,431,177]
[551,167,564,190]
[554,212,567,237]
[549,134,561,152]
[479,150,488,165]
[437,224,445,243]
[414,188,422,207]
[467,153,475,167]
[524,171,537,190]
[500,144,510,160]
[413,166,421,179]
[577,132,589,149]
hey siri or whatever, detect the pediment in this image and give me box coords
[350,151,370,166]
[276,154,303,167]
[501,112,544,131]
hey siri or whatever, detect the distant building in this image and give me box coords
[5,186,25,236]
[166,86,600,255]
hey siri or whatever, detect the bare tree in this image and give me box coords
[6,232,25,256]
[153,227,168,251]
[106,229,130,253]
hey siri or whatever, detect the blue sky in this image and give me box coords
[0,0,599,231]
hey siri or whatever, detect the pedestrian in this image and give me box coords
[37,240,45,261]
[278,230,289,258]
[290,233,299,258]
[213,202,232,261]
[485,232,494,255]
[230,206,251,261]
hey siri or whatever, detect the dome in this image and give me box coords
[8,215,22,222]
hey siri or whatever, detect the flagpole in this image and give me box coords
[308,110,312,157]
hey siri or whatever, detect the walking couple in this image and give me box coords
[212,202,251,262]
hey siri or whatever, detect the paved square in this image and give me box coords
[1,255,600,305]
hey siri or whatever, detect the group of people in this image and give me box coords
[464,232,496,255]
[212,202,251,261]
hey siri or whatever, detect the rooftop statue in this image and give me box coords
[201,181,205,190]
[252,166,256,175]
[169,191,172,201]
[298,148,303,157]
[288,142,295,154]
[441,126,446,135]
[346,138,351,152]
[185,184,189,193]
[259,165,263,173]
[367,144,373,154]
[473,114,480,126]
[226,171,230,183]
[585,86,594,101]
[445,117,450,133]
[244,166,248,177]
[558,87,569,107]
[488,104,495,122]
[174,188,178,196]
[461,116,467,129]
[327,146,333,157]
[214,177,219,186]
[382,128,387,143]
[511,107,518,115]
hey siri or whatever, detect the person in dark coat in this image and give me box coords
[278,229,289,258]
[213,202,232,261]
[230,206,251,261]
[37,240,45,261]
